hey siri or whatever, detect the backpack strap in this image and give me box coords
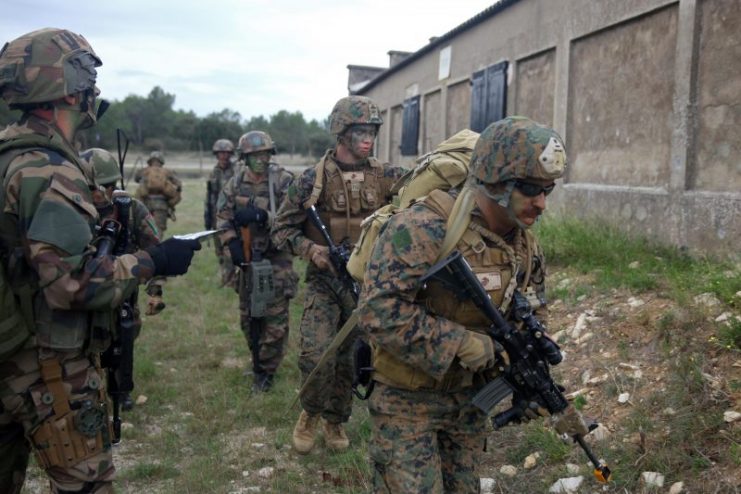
[303,151,332,209]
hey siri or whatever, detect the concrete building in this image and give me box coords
[350,0,740,257]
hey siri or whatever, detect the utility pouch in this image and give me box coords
[352,339,375,400]
[249,259,274,318]
[31,404,109,469]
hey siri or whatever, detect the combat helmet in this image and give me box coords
[212,138,235,154]
[238,131,276,156]
[0,28,101,108]
[81,148,120,186]
[328,96,383,135]
[469,116,567,186]
[147,151,165,165]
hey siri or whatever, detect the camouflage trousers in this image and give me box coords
[368,382,487,494]
[143,197,169,235]
[0,346,115,493]
[239,296,290,375]
[297,268,357,424]
[238,256,297,376]
[215,237,236,289]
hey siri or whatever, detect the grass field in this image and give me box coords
[21,178,740,493]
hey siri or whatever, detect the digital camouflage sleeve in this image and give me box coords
[357,203,469,381]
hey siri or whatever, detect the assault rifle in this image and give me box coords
[305,205,359,303]
[421,251,611,483]
[304,205,373,399]
[95,194,135,444]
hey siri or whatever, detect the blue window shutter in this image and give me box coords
[486,61,508,124]
[400,95,420,156]
[469,69,486,132]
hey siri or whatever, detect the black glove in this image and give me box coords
[228,238,245,266]
[234,204,267,227]
[145,238,201,277]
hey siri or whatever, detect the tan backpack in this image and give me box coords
[346,129,480,282]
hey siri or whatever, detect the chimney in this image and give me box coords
[387,50,412,68]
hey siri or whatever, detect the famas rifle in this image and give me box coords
[421,251,611,483]
[95,194,135,444]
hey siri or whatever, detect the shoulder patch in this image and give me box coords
[391,226,412,253]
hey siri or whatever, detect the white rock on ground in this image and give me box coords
[523,452,541,469]
[640,471,665,488]
[257,467,274,479]
[570,313,588,338]
[135,394,148,405]
[499,465,517,477]
[480,477,496,494]
[590,424,610,441]
[694,292,720,307]
[566,463,581,475]
[548,476,584,493]
[723,410,741,423]
[618,392,630,404]
[669,481,684,494]
[627,297,645,308]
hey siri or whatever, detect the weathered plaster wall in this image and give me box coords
[515,48,555,126]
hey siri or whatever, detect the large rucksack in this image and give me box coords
[346,129,480,282]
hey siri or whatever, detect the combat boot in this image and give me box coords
[292,410,320,454]
[323,420,350,451]
[252,373,273,392]
[121,393,134,411]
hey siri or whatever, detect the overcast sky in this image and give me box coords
[2,0,495,122]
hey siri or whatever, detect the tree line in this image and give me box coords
[0,86,335,157]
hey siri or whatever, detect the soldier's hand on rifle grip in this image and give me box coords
[551,405,590,437]
[234,204,267,227]
[145,238,201,277]
[307,244,333,272]
[457,331,498,373]
[146,295,166,315]
[228,238,246,266]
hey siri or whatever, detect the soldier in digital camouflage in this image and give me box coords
[271,95,406,454]
[0,28,200,493]
[217,131,297,392]
[357,116,590,493]
[82,147,167,410]
[134,150,182,236]
[205,138,237,288]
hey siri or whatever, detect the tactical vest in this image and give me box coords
[234,164,286,255]
[304,151,387,246]
[372,189,537,391]
[0,132,99,358]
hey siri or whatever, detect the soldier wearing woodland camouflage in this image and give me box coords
[134,151,182,235]
[217,131,297,392]
[357,117,590,493]
[272,96,405,453]
[0,28,200,493]
[82,147,167,410]
[205,138,237,288]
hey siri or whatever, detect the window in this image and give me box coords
[470,61,508,132]
[400,95,420,156]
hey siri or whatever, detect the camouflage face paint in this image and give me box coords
[345,125,377,160]
[247,152,270,174]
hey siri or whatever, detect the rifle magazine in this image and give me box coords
[472,376,513,414]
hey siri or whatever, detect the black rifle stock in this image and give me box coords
[421,251,611,483]
[304,205,373,399]
[96,194,135,444]
[205,180,214,230]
